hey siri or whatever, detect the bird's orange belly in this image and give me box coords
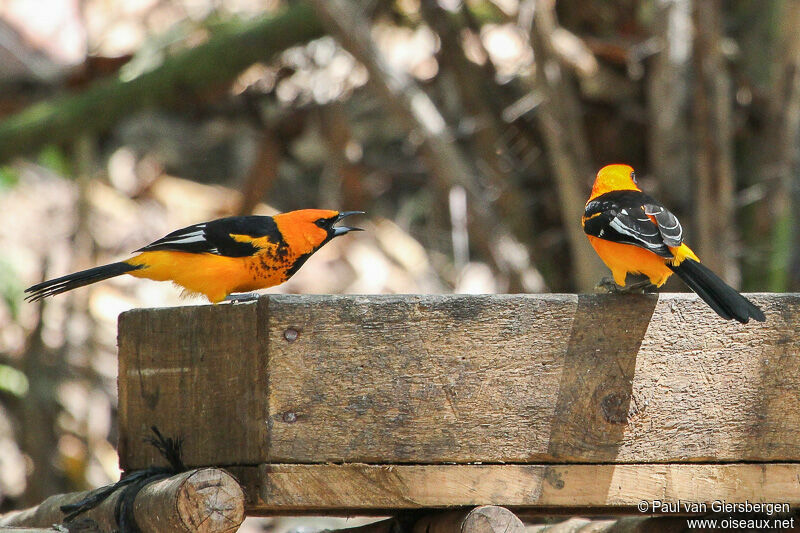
[126,251,291,303]
[586,236,673,287]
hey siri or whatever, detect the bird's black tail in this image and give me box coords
[25,262,144,302]
[668,258,765,323]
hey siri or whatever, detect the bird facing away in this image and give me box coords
[582,164,765,323]
[25,209,364,304]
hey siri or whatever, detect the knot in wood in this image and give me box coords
[600,392,629,424]
[543,467,565,489]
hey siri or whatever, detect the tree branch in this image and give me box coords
[691,0,736,281]
[526,0,606,291]
[0,3,323,164]
[311,0,537,289]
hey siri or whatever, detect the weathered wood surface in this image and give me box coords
[319,507,523,533]
[119,304,266,467]
[229,463,800,513]
[0,468,244,532]
[119,293,799,469]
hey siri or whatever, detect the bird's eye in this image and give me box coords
[630,171,637,183]
[314,218,328,228]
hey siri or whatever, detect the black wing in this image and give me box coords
[136,215,284,257]
[583,190,682,259]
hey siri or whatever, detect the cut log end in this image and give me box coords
[413,506,525,533]
[177,469,246,532]
[135,468,245,533]
[322,507,525,533]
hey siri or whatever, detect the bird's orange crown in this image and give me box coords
[588,164,640,201]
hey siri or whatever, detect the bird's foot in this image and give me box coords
[595,276,657,294]
[224,292,261,304]
[623,279,658,293]
[596,277,622,293]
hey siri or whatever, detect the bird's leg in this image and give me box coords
[595,275,657,294]
[223,292,261,304]
[622,278,658,293]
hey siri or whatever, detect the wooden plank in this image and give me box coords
[231,463,800,513]
[264,293,798,464]
[118,303,266,469]
[119,293,800,468]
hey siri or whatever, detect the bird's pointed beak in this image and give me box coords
[332,211,365,236]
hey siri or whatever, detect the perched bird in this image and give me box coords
[25,209,363,304]
[582,164,764,323]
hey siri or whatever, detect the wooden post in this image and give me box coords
[0,468,244,533]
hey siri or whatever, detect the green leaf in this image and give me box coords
[0,364,28,398]
[37,144,72,177]
[0,259,23,320]
[0,165,18,189]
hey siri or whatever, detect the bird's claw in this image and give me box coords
[595,276,657,294]
[595,277,621,293]
[224,292,260,304]
[623,279,658,293]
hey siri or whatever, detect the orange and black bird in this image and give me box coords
[25,209,363,304]
[582,164,764,323]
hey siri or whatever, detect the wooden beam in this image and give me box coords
[0,468,244,532]
[229,463,800,514]
[119,303,266,467]
[119,293,798,469]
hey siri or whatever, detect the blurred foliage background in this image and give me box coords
[0,0,799,529]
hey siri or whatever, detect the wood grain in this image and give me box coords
[231,463,800,513]
[118,303,266,468]
[119,293,800,468]
[137,469,244,533]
